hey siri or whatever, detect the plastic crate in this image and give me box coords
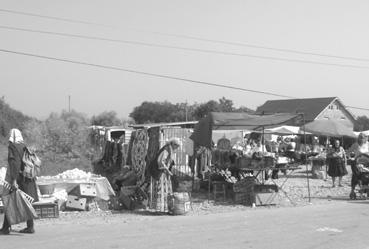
[32,202,59,219]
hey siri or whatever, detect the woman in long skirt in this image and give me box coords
[327,139,347,187]
[150,139,180,213]
[0,128,39,235]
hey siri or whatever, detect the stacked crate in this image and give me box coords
[232,177,255,206]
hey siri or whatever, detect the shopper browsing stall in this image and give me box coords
[149,138,180,213]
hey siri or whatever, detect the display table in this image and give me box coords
[37,176,115,201]
[240,164,301,205]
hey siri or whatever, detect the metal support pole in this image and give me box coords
[301,113,311,203]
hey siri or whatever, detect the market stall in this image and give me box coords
[36,169,115,213]
[190,112,305,205]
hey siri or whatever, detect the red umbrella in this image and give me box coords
[303,119,356,138]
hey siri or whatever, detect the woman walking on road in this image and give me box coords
[0,128,39,235]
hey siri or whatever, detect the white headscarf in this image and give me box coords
[9,128,24,144]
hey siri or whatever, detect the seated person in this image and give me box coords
[251,139,267,160]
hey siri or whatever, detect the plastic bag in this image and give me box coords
[2,189,38,225]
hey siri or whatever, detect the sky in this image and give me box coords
[1,0,369,120]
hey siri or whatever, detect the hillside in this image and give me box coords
[0,98,32,167]
[0,98,32,141]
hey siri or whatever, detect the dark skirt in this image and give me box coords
[17,174,39,202]
[327,157,348,177]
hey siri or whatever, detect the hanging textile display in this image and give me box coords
[126,131,136,166]
[131,129,149,184]
[146,127,161,171]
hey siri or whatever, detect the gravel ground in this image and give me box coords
[29,163,363,223]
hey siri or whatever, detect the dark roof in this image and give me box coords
[129,121,198,129]
[191,112,300,147]
[256,97,337,121]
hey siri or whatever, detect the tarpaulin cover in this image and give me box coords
[191,112,300,147]
[303,119,356,138]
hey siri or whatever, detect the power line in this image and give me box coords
[2,25,369,70]
[0,48,294,98]
[1,47,369,113]
[1,8,369,63]
[346,106,369,111]
[0,8,112,28]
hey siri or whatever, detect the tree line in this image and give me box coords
[1,97,368,175]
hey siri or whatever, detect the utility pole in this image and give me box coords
[68,95,71,112]
[185,100,188,122]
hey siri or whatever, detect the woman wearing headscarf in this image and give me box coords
[149,138,180,213]
[0,129,39,235]
[348,132,369,157]
[327,139,347,187]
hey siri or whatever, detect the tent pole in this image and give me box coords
[302,113,311,203]
[262,126,265,183]
[326,136,329,180]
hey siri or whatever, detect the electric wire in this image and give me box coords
[0,48,294,98]
[0,47,368,112]
[1,8,369,63]
[1,25,369,70]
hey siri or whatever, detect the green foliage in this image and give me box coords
[354,115,369,131]
[91,111,121,126]
[0,98,31,142]
[130,97,255,123]
[130,101,190,123]
[23,110,94,175]
[44,110,90,156]
[193,97,252,119]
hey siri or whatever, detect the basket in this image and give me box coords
[38,184,55,195]
[168,192,191,215]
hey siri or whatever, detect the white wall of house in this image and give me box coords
[315,99,355,128]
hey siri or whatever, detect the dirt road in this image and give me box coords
[1,199,368,249]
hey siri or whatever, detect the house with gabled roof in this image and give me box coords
[256,97,356,128]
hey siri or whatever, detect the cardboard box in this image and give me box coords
[66,195,87,210]
[78,183,97,197]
